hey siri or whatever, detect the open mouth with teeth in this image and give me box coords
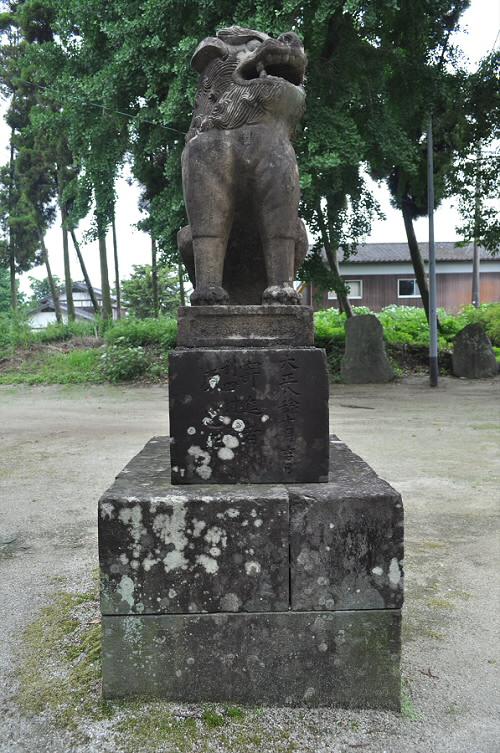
[236,40,306,87]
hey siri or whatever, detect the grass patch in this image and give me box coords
[401,681,422,721]
[0,348,104,385]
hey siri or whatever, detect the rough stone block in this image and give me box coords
[341,315,395,384]
[99,437,289,615]
[289,441,404,610]
[169,347,329,484]
[102,609,401,709]
[176,305,314,347]
[452,322,498,379]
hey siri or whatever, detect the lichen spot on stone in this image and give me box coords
[245,560,261,576]
[168,588,177,599]
[318,642,328,653]
[389,557,402,586]
[372,566,383,576]
[220,592,242,611]
[261,414,270,423]
[117,575,135,607]
[222,434,239,449]
[219,415,231,425]
[100,501,115,520]
[254,518,263,528]
[232,419,245,432]
[187,426,196,435]
[192,519,206,538]
[196,554,219,574]
[218,447,234,461]
[226,507,239,518]
[303,687,316,702]
[208,375,220,389]
[196,464,212,479]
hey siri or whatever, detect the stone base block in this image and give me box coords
[169,347,329,484]
[177,305,314,347]
[102,610,401,709]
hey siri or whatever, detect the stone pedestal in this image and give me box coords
[99,436,403,709]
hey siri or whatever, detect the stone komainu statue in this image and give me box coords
[178,26,308,306]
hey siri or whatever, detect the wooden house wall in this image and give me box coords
[306,272,500,313]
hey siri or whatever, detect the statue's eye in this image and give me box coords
[246,39,260,51]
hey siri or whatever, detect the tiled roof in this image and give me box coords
[339,242,498,263]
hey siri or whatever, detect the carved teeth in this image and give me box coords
[256,61,267,77]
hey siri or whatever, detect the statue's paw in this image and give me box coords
[262,284,301,305]
[190,285,230,306]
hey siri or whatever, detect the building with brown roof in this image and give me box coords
[301,242,500,313]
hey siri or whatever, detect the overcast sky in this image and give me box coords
[0,0,498,294]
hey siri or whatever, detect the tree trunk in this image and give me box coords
[40,234,62,324]
[60,206,75,322]
[151,236,159,317]
[69,228,99,314]
[111,213,121,319]
[401,199,431,321]
[178,260,186,307]
[8,132,16,311]
[97,217,113,321]
[316,204,353,317]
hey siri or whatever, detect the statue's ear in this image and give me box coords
[191,37,228,73]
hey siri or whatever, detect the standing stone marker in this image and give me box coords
[98,25,404,710]
[341,314,395,384]
[452,322,498,379]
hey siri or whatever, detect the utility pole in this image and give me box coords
[427,117,438,387]
[471,145,481,307]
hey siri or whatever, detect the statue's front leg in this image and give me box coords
[255,142,302,305]
[182,135,234,305]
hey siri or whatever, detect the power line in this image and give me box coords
[14,77,187,136]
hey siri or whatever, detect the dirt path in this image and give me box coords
[0,377,499,753]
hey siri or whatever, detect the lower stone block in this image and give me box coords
[102,610,401,709]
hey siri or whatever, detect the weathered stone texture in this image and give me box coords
[99,443,289,615]
[102,609,401,709]
[452,323,498,379]
[176,305,314,348]
[289,442,404,610]
[341,314,395,384]
[169,348,330,484]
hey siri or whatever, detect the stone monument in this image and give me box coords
[98,27,404,709]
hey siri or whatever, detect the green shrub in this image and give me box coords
[99,344,149,382]
[104,317,177,349]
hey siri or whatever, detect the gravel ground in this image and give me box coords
[0,377,499,753]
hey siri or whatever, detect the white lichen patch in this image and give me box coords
[205,526,227,549]
[261,414,270,423]
[219,415,231,425]
[196,464,212,479]
[218,447,234,461]
[168,588,177,599]
[222,434,239,449]
[389,557,402,586]
[220,592,242,611]
[117,575,135,607]
[254,518,263,528]
[372,566,384,576]
[245,560,261,576]
[226,508,239,518]
[196,554,219,574]
[152,498,188,573]
[100,502,115,520]
[191,518,206,538]
[208,375,220,389]
[187,426,196,435]
[142,554,158,572]
[232,419,245,432]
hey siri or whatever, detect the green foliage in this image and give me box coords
[121,263,181,319]
[98,343,148,383]
[104,316,177,350]
[29,274,63,303]
[458,303,500,346]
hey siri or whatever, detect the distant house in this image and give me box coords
[29,281,124,329]
[301,242,500,313]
